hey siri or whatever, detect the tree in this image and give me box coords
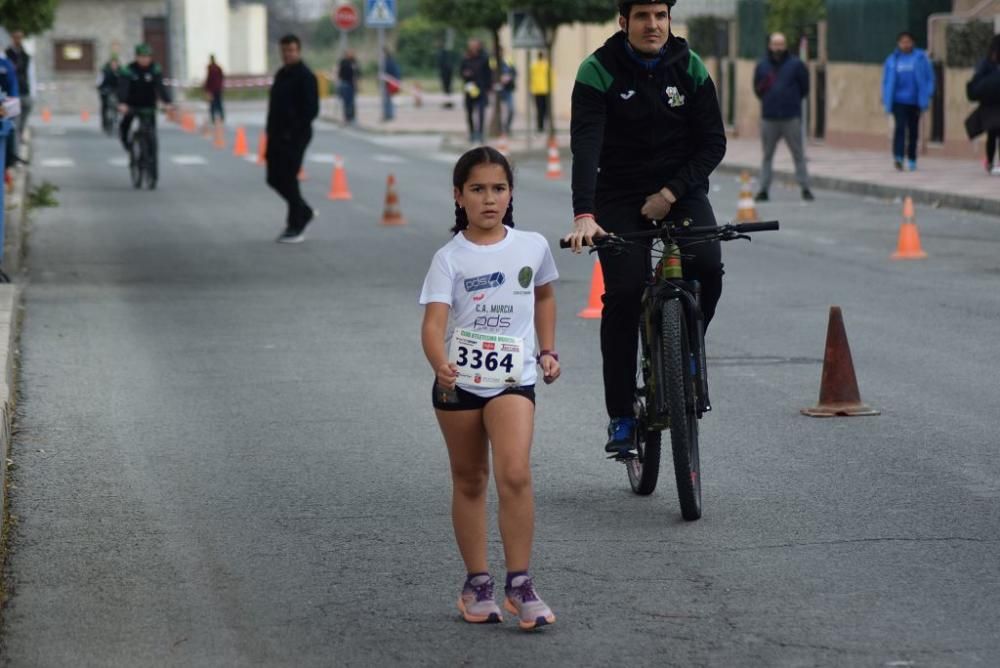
[0,0,57,35]
[500,0,615,136]
[416,0,507,136]
[766,0,825,48]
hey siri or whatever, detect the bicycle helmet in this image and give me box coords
[134,43,153,56]
[618,1,676,16]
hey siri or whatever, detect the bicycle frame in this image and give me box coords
[639,239,709,430]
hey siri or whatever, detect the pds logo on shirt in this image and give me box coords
[464,272,505,293]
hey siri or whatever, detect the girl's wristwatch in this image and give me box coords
[537,350,559,363]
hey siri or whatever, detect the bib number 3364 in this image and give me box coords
[448,329,524,388]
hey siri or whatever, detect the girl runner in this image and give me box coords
[420,147,560,630]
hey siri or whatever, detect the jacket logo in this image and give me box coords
[666,86,685,108]
[620,90,636,100]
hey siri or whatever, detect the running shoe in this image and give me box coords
[276,227,305,244]
[457,574,503,624]
[504,575,555,630]
[605,417,637,454]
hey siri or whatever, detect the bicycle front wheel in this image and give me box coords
[627,327,661,495]
[661,299,702,521]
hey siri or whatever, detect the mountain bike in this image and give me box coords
[562,219,780,520]
[128,109,158,190]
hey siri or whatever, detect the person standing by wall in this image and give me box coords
[967,35,1000,175]
[0,49,20,175]
[530,51,550,134]
[882,31,935,172]
[437,42,455,109]
[496,48,516,136]
[753,32,813,202]
[204,55,225,128]
[5,30,31,148]
[460,39,491,144]
[266,34,319,244]
[382,48,401,123]
[337,49,359,125]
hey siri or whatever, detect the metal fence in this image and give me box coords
[826,0,952,64]
[737,0,768,59]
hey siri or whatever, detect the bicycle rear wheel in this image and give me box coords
[661,299,702,521]
[145,143,158,190]
[129,138,143,189]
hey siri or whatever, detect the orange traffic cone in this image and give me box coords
[578,259,605,319]
[736,171,759,223]
[496,134,510,157]
[327,155,352,200]
[891,196,928,260]
[41,107,52,123]
[213,124,226,149]
[182,113,196,133]
[298,167,308,181]
[232,126,249,157]
[256,132,267,165]
[80,109,90,122]
[545,137,563,180]
[801,306,880,417]
[380,174,406,226]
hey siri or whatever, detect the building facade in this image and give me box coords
[31,0,268,113]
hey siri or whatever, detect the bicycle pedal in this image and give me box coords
[608,451,638,462]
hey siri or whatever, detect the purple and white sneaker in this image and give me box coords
[457,574,503,624]
[504,575,556,630]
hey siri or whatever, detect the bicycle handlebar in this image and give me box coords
[558,220,780,249]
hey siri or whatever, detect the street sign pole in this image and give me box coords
[525,50,533,153]
[378,27,387,121]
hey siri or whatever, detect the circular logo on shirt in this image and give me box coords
[518,266,533,289]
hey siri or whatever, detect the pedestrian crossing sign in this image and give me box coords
[510,10,545,49]
[365,0,396,28]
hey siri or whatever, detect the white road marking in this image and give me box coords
[430,152,461,164]
[40,158,75,168]
[374,154,407,164]
[244,155,260,163]
[171,155,208,166]
[308,154,337,164]
[108,157,129,167]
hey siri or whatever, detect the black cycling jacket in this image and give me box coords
[570,32,726,216]
[118,61,172,109]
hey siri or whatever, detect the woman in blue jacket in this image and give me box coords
[882,32,935,171]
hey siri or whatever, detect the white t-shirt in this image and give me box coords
[420,227,559,397]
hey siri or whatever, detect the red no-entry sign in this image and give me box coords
[333,4,360,31]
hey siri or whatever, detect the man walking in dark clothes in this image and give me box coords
[267,34,319,244]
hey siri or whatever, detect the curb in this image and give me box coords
[714,162,1000,217]
[0,140,28,555]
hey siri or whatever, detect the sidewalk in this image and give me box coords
[323,94,1000,216]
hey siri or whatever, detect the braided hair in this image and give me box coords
[451,146,515,235]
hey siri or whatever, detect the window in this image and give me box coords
[54,40,95,72]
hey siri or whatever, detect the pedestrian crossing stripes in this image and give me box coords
[171,155,208,165]
[373,154,407,164]
[40,158,75,168]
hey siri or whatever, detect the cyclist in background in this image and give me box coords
[117,44,172,153]
[564,0,727,457]
[98,55,121,125]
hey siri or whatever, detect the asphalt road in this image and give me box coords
[2,111,999,667]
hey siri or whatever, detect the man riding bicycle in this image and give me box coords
[564,0,727,457]
[117,44,172,153]
[98,55,122,129]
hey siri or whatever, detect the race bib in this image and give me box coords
[449,329,524,389]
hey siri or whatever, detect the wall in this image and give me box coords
[33,0,168,113]
[180,0,229,84]
[229,4,269,75]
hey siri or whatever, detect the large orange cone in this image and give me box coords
[232,126,249,157]
[327,155,352,200]
[801,306,880,418]
[256,132,267,165]
[545,137,563,180]
[891,196,928,260]
[182,113,197,133]
[41,107,52,123]
[578,259,605,319]
[298,167,309,181]
[380,174,407,226]
[736,171,759,223]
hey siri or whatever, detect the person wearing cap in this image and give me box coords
[116,43,172,153]
[564,0,727,457]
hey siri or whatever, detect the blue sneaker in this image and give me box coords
[605,417,636,454]
[907,160,917,172]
